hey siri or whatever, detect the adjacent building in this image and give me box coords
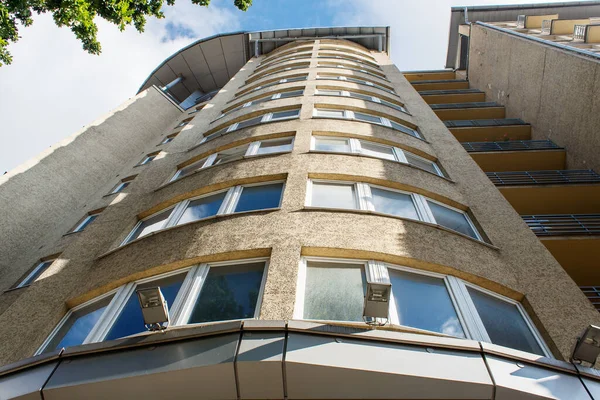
[1,9,600,399]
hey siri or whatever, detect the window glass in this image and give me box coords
[354,112,382,124]
[380,99,406,113]
[370,188,419,220]
[176,158,207,180]
[271,109,300,120]
[427,201,478,239]
[316,89,343,96]
[112,181,130,193]
[315,109,345,118]
[235,183,283,212]
[250,97,271,106]
[236,116,263,130]
[314,137,350,153]
[278,90,304,99]
[19,260,54,287]
[468,287,544,355]
[311,182,356,209]
[213,145,249,165]
[43,295,113,352]
[256,138,293,155]
[405,153,440,175]
[390,121,419,138]
[303,261,366,322]
[177,192,227,225]
[389,270,465,337]
[74,214,98,232]
[360,141,396,161]
[127,209,172,242]
[348,92,373,101]
[188,263,265,323]
[104,273,186,341]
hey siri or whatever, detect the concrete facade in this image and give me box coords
[0,35,599,392]
[467,23,600,172]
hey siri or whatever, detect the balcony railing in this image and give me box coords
[487,169,600,186]
[523,214,600,236]
[574,24,587,41]
[463,140,561,152]
[418,88,483,95]
[430,102,498,110]
[517,15,526,29]
[580,286,600,312]
[445,118,526,128]
[541,19,552,34]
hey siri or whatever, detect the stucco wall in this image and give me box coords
[467,23,600,172]
[0,39,598,366]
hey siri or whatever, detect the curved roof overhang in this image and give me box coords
[138,26,390,105]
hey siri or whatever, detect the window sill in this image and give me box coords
[98,207,282,260]
[302,206,499,250]
[308,150,453,182]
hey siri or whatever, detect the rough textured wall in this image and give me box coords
[0,87,182,294]
[467,24,600,172]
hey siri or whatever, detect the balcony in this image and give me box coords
[411,79,469,91]
[523,214,600,285]
[418,89,486,105]
[487,170,600,214]
[581,287,600,312]
[403,70,456,82]
[433,103,505,121]
[464,140,565,172]
[446,119,531,142]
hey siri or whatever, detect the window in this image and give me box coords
[38,259,268,354]
[315,89,408,114]
[236,75,307,97]
[316,74,395,94]
[15,258,57,288]
[160,134,177,145]
[306,180,482,241]
[313,108,420,139]
[311,136,443,176]
[70,209,103,233]
[318,52,379,68]
[172,137,294,182]
[294,257,551,357]
[109,175,136,194]
[216,90,304,121]
[138,152,159,166]
[250,64,308,81]
[317,64,387,80]
[201,109,300,144]
[122,181,285,245]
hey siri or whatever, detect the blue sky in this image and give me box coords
[0,0,573,173]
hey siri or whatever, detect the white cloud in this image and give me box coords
[0,1,241,173]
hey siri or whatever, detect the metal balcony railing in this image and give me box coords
[580,287,600,312]
[463,140,561,152]
[418,89,483,95]
[430,102,498,110]
[541,19,552,34]
[445,118,526,128]
[574,24,587,40]
[487,169,600,186]
[523,214,600,236]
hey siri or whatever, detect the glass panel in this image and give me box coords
[104,273,186,341]
[112,181,130,193]
[405,153,440,175]
[75,214,98,232]
[43,295,114,352]
[279,90,304,98]
[303,261,366,322]
[348,92,373,101]
[371,188,419,220]
[235,183,283,212]
[468,288,544,355]
[176,158,207,180]
[390,121,419,138]
[127,209,172,242]
[250,97,271,106]
[236,116,263,130]
[354,112,382,124]
[213,145,249,165]
[20,261,54,287]
[316,89,342,96]
[359,141,396,161]
[380,99,407,113]
[177,192,227,225]
[311,182,356,209]
[271,109,300,120]
[315,109,345,118]
[314,137,350,153]
[286,76,307,82]
[256,138,293,155]
[427,201,478,239]
[188,263,265,323]
[389,270,465,337]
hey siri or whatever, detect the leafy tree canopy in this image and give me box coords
[0,0,252,66]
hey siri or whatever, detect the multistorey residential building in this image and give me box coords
[1,22,600,398]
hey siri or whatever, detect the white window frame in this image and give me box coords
[294,256,552,357]
[36,258,270,355]
[312,108,421,139]
[310,136,442,176]
[305,179,482,241]
[71,212,101,233]
[15,259,56,289]
[122,181,286,246]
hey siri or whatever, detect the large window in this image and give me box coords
[256,54,312,71]
[306,179,482,241]
[317,64,387,80]
[123,181,285,245]
[172,137,294,182]
[37,259,268,354]
[294,258,551,357]
[202,109,300,144]
[216,90,304,121]
[316,74,395,94]
[249,64,309,82]
[236,75,307,98]
[312,136,443,176]
[315,89,408,114]
[313,108,420,139]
